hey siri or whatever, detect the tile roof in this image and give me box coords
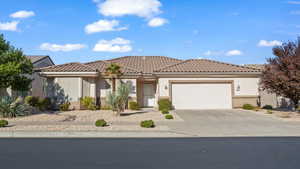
[26,55,49,63]
[40,62,97,72]
[105,56,182,74]
[85,60,141,74]
[155,59,261,73]
[244,64,265,70]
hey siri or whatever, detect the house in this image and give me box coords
[245,64,292,109]
[0,55,55,98]
[40,56,261,110]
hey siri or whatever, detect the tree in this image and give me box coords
[0,34,33,91]
[105,63,122,92]
[107,83,130,116]
[260,37,300,110]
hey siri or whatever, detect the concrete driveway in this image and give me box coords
[166,109,300,137]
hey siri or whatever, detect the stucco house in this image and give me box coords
[39,56,261,110]
[0,55,54,98]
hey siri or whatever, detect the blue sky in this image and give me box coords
[0,0,299,65]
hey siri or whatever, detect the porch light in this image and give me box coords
[236,85,241,92]
[165,85,168,90]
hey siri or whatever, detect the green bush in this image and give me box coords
[59,102,70,111]
[140,120,155,128]
[129,101,139,110]
[161,109,169,114]
[25,96,39,107]
[0,120,8,127]
[266,110,273,114]
[0,96,30,118]
[158,99,172,111]
[95,119,107,127]
[38,97,52,111]
[242,104,255,110]
[165,114,174,120]
[80,97,96,110]
[101,105,112,110]
[262,105,273,110]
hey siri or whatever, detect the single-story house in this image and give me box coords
[0,55,55,98]
[39,56,261,110]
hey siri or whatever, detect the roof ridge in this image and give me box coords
[154,59,193,72]
[199,59,260,72]
[39,62,96,71]
[104,60,142,73]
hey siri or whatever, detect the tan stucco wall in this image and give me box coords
[158,77,260,97]
[54,77,81,102]
[233,96,259,108]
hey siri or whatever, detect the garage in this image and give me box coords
[171,82,233,109]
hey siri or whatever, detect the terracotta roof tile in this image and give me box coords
[155,59,261,73]
[85,60,141,74]
[40,62,97,72]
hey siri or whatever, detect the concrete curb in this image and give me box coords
[0,131,188,138]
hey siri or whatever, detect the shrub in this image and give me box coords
[0,96,30,118]
[129,101,139,110]
[25,96,40,107]
[101,105,112,110]
[0,120,8,128]
[266,110,273,114]
[161,109,169,114]
[140,120,155,128]
[158,99,172,111]
[80,97,96,110]
[95,119,107,127]
[38,97,52,111]
[242,104,255,110]
[165,114,174,120]
[262,105,273,110]
[59,102,70,111]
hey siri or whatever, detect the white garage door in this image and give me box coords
[171,83,232,109]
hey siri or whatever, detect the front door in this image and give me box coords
[143,83,155,107]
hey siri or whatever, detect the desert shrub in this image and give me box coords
[140,120,155,128]
[95,119,107,127]
[0,96,30,118]
[38,97,52,111]
[129,101,139,110]
[158,99,172,111]
[0,120,8,128]
[25,96,39,107]
[266,110,273,114]
[59,102,70,111]
[106,83,130,115]
[262,105,273,110]
[242,104,255,110]
[101,105,112,110]
[161,109,169,114]
[80,96,96,110]
[165,114,174,120]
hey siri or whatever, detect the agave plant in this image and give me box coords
[0,96,31,118]
[106,83,130,116]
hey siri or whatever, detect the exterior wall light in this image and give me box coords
[236,85,241,92]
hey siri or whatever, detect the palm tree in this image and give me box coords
[105,63,122,92]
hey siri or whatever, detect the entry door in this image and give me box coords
[143,83,155,107]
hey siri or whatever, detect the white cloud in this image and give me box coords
[258,40,282,47]
[147,17,167,27]
[98,0,162,18]
[0,21,19,31]
[290,10,300,15]
[85,19,127,34]
[226,50,243,56]
[93,37,132,52]
[288,1,300,4]
[203,50,223,56]
[40,43,86,52]
[10,10,35,18]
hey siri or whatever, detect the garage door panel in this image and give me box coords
[171,83,232,109]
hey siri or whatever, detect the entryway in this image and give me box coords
[143,83,156,107]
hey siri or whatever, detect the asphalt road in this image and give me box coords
[1,138,300,169]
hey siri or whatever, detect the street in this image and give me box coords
[1,137,300,169]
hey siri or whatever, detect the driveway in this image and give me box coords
[167,109,300,137]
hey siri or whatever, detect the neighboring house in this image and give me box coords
[245,64,292,109]
[40,56,261,110]
[0,55,55,98]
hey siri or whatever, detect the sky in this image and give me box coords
[0,0,299,65]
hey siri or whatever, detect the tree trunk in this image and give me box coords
[112,78,116,92]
